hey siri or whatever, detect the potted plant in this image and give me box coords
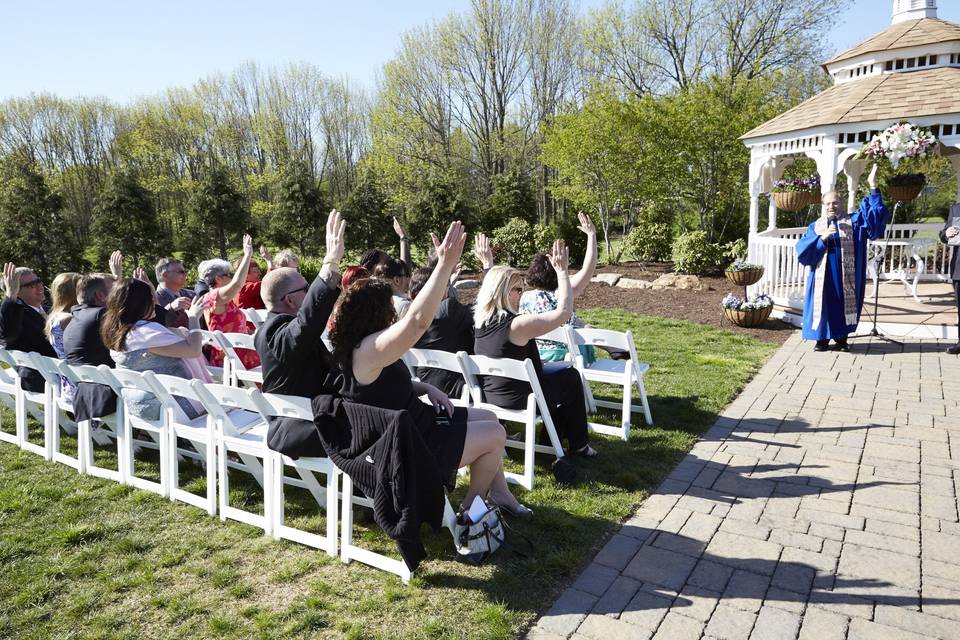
[725,258,764,287]
[771,175,821,212]
[859,122,938,202]
[722,292,773,327]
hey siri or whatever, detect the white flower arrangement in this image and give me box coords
[860,122,938,170]
[722,293,773,311]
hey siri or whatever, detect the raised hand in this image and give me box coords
[242,234,254,256]
[109,251,123,279]
[186,294,210,320]
[472,232,494,270]
[3,262,19,299]
[576,211,595,237]
[325,209,346,265]
[449,263,462,286]
[431,221,466,270]
[393,216,407,240]
[547,239,569,274]
[259,245,273,270]
[133,267,151,284]
[868,164,879,190]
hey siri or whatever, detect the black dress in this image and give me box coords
[340,359,467,489]
[473,312,589,451]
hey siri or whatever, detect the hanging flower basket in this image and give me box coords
[725,261,764,287]
[771,175,821,212]
[723,306,773,327]
[773,191,810,212]
[722,293,774,327]
[887,173,926,202]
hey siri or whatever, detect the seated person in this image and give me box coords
[409,267,473,398]
[256,210,346,457]
[374,258,412,319]
[0,263,57,391]
[330,221,530,517]
[474,241,597,458]
[101,277,210,420]
[274,249,299,270]
[64,270,120,420]
[234,245,273,310]
[519,213,607,363]
[45,272,81,402]
[196,234,261,371]
[154,257,194,328]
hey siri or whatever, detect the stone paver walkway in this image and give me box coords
[528,333,960,640]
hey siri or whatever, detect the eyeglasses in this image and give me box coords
[167,269,186,275]
[510,286,523,293]
[283,284,308,298]
[21,279,43,289]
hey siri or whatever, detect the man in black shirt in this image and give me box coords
[256,210,345,457]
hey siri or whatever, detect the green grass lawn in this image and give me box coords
[0,310,779,639]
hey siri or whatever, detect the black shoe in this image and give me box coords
[814,340,830,352]
[833,338,850,352]
[948,344,960,355]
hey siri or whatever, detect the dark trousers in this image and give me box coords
[954,280,960,339]
[541,367,590,451]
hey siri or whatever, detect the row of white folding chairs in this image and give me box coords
[0,350,421,583]
[198,330,264,388]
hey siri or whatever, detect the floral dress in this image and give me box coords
[518,289,596,365]
[203,291,261,370]
[49,313,76,403]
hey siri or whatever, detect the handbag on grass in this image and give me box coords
[454,501,506,565]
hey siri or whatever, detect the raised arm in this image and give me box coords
[267,211,345,362]
[568,212,598,298]
[215,234,254,305]
[353,221,466,378]
[0,262,24,344]
[259,245,274,272]
[109,251,123,279]
[473,232,495,272]
[510,240,573,344]
[851,164,889,240]
[394,217,411,268]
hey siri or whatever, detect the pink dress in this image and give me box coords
[203,291,261,370]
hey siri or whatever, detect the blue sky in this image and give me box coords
[3,0,958,104]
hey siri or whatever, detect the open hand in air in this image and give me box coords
[547,238,569,273]
[472,232,494,270]
[109,251,123,279]
[242,234,254,256]
[3,262,20,299]
[576,211,595,237]
[325,209,346,265]
[431,221,467,271]
[868,164,879,190]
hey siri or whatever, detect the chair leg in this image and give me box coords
[620,371,633,442]
[326,467,339,557]
[341,473,354,565]
[272,453,284,540]
[636,374,653,426]
[217,441,229,521]
[205,435,217,517]
[523,415,535,491]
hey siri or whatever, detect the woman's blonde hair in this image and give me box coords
[473,265,522,328]
[45,272,81,338]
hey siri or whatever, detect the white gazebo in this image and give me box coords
[741,0,960,338]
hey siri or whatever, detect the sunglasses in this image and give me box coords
[283,284,308,298]
[21,279,43,289]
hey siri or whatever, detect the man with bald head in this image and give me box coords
[796,164,889,352]
[255,210,346,457]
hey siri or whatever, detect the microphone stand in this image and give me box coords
[848,200,903,345]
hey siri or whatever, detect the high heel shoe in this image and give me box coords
[487,500,534,519]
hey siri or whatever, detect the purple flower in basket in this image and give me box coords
[721,293,743,310]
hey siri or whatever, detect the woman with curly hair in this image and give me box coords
[330,221,530,517]
[474,239,596,457]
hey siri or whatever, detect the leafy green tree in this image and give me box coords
[267,161,326,257]
[0,151,83,282]
[480,168,538,231]
[405,171,471,252]
[91,167,168,270]
[342,165,392,255]
[186,163,249,260]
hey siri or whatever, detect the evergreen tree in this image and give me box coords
[187,163,249,260]
[0,150,83,282]
[268,161,326,257]
[91,167,169,270]
[342,165,392,256]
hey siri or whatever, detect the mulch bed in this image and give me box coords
[459,262,797,345]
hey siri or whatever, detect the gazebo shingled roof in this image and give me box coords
[741,67,960,139]
[825,18,960,67]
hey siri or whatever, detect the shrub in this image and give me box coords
[671,230,724,274]
[623,222,673,264]
[533,217,590,266]
[492,218,536,267]
[724,238,748,262]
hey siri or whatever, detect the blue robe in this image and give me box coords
[796,190,889,340]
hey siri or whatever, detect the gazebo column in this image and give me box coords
[765,157,793,231]
[843,158,868,211]
[810,136,840,193]
[748,154,764,238]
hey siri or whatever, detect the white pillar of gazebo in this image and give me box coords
[765,158,793,231]
[842,154,868,212]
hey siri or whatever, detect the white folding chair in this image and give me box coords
[214,331,263,387]
[539,326,596,412]
[194,383,274,534]
[0,349,23,444]
[31,355,82,471]
[566,327,653,440]
[242,307,266,330]
[6,350,55,459]
[146,373,220,516]
[102,367,171,497]
[458,353,565,491]
[59,363,126,481]
[402,348,471,407]
[252,392,338,557]
[198,330,227,383]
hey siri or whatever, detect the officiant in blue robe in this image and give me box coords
[795,165,889,351]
